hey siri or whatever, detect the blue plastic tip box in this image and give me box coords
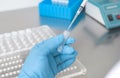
[39,0,83,20]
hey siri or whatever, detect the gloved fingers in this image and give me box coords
[52,52,60,57]
[35,34,64,53]
[53,38,75,57]
[34,34,76,55]
[55,52,77,65]
[65,37,75,45]
[55,37,75,55]
[53,45,75,57]
[43,34,64,49]
[62,45,76,54]
[57,58,76,72]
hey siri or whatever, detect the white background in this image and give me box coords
[0,0,42,12]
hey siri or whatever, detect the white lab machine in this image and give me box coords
[85,0,120,29]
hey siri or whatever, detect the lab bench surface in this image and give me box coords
[0,7,120,78]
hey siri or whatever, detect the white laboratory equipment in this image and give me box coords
[85,0,120,29]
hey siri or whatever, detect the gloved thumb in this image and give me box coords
[41,34,64,51]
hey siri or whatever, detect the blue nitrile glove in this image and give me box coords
[18,34,77,78]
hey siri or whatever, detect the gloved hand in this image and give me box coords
[18,34,77,78]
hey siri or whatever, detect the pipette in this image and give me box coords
[58,0,88,52]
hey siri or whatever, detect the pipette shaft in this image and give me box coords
[67,0,88,31]
[58,0,87,52]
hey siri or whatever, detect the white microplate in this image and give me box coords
[56,59,87,78]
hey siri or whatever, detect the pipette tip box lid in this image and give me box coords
[39,0,83,20]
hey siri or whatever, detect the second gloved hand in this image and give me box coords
[18,34,77,78]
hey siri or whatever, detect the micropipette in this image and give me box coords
[58,0,88,52]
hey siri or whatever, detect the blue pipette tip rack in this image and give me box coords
[39,0,83,20]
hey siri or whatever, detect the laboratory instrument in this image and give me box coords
[58,0,88,52]
[0,25,87,78]
[85,0,120,29]
[39,0,83,20]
